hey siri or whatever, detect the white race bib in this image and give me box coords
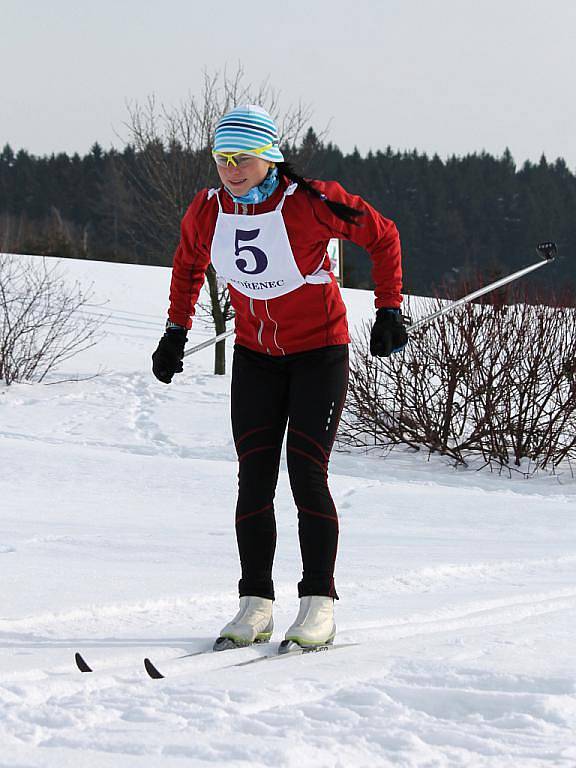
[210,183,330,300]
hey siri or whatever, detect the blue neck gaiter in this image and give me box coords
[225,166,280,205]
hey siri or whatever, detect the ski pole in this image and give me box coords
[182,242,557,354]
[406,241,557,334]
[183,328,234,357]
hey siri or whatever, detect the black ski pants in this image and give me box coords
[231,343,349,601]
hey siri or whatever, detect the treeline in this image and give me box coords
[1,132,575,299]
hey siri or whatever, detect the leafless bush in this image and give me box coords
[340,296,576,474]
[0,255,102,385]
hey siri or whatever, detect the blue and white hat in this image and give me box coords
[213,104,284,163]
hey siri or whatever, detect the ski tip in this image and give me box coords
[144,657,165,679]
[75,652,93,673]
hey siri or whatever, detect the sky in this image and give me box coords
[2,0,576,169]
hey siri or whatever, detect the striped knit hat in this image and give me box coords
[213,104,284,163]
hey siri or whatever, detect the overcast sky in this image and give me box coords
[2,0,575,168]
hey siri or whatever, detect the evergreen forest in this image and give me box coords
[1,130,575,302]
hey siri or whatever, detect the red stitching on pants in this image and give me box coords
[236,504,273,523]
[235,425,272,448]
[287,446,327,472]
[238,445,276,463]
[297,505,339,526]
[288,428,329,462]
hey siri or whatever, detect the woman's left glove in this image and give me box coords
[370,308,408,357]
[152,326,187,383]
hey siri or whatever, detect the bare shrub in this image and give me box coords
[0,255,102,385]
[492,302,576,469]
[340,296,576,474]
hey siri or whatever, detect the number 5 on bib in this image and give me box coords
[235,229,268,275]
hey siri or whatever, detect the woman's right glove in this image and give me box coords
[152,326,187,384]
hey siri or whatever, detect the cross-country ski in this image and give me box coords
[143,642,361,679]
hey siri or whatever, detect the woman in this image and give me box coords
[152,104,407,653]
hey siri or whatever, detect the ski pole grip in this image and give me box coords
[536,241,557,261]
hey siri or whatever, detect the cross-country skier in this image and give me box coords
[152,104,407,652]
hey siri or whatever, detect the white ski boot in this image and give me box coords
[213,596,274,651]
[279,596,335,654]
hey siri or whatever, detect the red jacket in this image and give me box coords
[168,175,403,355]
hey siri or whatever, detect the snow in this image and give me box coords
[1,254,576,767]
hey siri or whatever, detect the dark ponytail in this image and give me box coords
[276,161,364,226]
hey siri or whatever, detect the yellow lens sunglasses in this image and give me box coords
[213,143,274,168]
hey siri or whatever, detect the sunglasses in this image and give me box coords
[212,143,273,168]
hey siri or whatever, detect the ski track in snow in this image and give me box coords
[1,648,576,767]
[1,257,576,767]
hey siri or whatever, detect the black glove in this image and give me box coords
[152,327,187,383]
[370,308,408,357]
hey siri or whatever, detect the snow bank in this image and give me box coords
[1,255,575,767]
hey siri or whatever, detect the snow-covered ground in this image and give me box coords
[1,255,576,768]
